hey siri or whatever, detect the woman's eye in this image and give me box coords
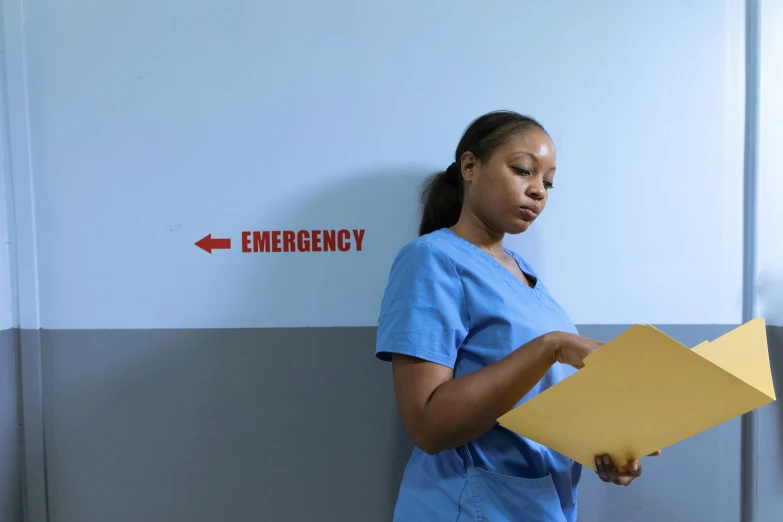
[512,167,530,176]
[544,181,554,190]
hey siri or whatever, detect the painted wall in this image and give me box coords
[1,4,22,517]
[755,1,783,519]
[0,195,12,330]
[0,17,15,332]
[36,325,776,522]
[0,331,22,522]
[2,0,781,521]
[756,0,783,326]
[16,0,744,330]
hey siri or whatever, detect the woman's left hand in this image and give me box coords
[595,450,661,486]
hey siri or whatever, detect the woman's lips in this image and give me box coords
[520,206,539,221]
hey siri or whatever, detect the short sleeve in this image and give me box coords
[375,240,469,368]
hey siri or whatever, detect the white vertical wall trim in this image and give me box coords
[1,0,48,521]
[755,0,783,327]
[741,1,761,521]
[0,0,17,331]
[2,0,39,329]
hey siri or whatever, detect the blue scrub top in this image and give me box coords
[376,228,582,522]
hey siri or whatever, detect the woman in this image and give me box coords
[375,111,658,521]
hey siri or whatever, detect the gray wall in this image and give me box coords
[40,328,412,522]
[0,329,22,522]
[757,326,783,520]
[21,324,781,522]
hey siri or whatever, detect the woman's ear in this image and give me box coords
[460,152,477,182]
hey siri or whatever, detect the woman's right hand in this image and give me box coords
[550,332,604,369]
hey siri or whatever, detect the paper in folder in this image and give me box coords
[497,318,776,471]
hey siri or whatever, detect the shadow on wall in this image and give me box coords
[233,168,431,493]
[232,169,429,330]
[228,163,549,330]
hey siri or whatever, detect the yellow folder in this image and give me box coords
[497,317,776,471]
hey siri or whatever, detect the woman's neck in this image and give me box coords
[450,215,505,257]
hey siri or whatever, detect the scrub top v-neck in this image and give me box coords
[376,228,582,522]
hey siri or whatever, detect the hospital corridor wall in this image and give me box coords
[1,0,782,521]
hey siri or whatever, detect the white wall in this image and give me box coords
[6,0,744,330]
[0,172,13,331]
[756,0,783,328]
[0,34,15,332]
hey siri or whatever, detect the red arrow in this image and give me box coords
[195,234,232,254]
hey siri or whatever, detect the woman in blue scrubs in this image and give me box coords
[376,111,659,521]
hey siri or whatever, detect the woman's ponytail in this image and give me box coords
[418,162,463,236]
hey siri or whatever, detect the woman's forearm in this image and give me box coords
[394,332,559,454]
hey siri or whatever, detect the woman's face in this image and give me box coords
[461,129,556,235]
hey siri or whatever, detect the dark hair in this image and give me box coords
[418,110,548,236]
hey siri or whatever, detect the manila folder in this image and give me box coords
[496,317,776,471]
